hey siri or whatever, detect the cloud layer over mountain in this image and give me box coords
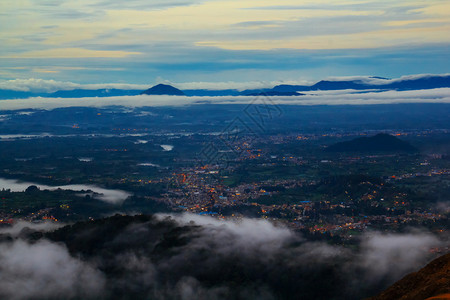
[0,214,446,300]
[1,87,449,111]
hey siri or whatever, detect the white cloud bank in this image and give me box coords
[1,74,448,93]
[325,73,450,85]
[0,78,149,93]
[0,78,316,93]
[0,88,449,111]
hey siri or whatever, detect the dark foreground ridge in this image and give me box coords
[370,252,450,300]
[42,214,351,299]
[325,133,418,153]
[2,214,446,300]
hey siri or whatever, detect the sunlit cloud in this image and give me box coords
[2,48,142,59]
[32,68,60,74]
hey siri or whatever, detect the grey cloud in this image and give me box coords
[0,78,149,93]
[160,213,297,255]
[90,0,205,10]
[21,4,102,20]
[41,25,59,29]
[0,240,105,300]
[244,3,424,13]
[0,215,447,299]
[0,178,131,204]
[358,231,442,282]
[31,0,63,7]
[435,202,450,213]
[233,21,283,28]
[0,221,63,237]
[1,87,450,111]
[222,12,429,42]
[0,77,311,92]
[0,78,79,93]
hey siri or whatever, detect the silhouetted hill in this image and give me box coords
[183,89,241,96]
[272,84,311,93]
[325,133,418,153]
[370,252,450,300]
[141,84,185,96]
[312,80,370,90]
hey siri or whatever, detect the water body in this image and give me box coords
[0,178,131,204]
[0,133,149,140]
[137,163,160,167]
[134,140,148,144]
[0,132,226,141]
[160,144,174,151]
[78,157,93,162]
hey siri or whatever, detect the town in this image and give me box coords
[1,115,448,246]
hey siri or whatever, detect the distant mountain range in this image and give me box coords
[1,74,449,99]
[325,133,418,153]
[244,91,304,96]
[273,75,450,92]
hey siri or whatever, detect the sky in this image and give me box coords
[0,0,449,88]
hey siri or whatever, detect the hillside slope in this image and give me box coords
[370,252,450,300]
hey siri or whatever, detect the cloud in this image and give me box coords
[0,79,79,93]
[0,215,446,299]
[0,221,63,237]
[92,0,206,10]
[324,73,450,85]
[1,0,449,86]
[0,240,105,300]
[0,78,314,93]
[434,201,450,213]
[2,48,141,59]
[0,178,131,204]
[358,231,442,282]
[1,42,449,85]
[1,87,450,111]
[1,73,447,94]
[159,213,296,255]
[0,78,148,93]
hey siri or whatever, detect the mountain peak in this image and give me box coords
[141,84,185,96]
[326,133,418,153]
